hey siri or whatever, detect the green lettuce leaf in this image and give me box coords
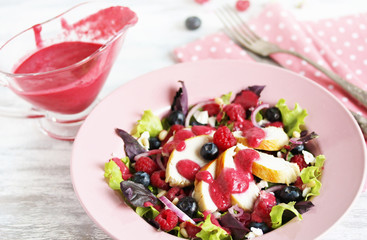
[170,226,183,238]
[131,110,163,138]
[275,99,308,137]
[136,206,160,219]
[315,154,326,168]
[196,215,231,240]
[221,92,232,105]
[270,202,302,229]
[300,155,325,200]
[104,160,123,190]
[120,156,131,169]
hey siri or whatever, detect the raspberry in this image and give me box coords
[233,90,259,110]
[265,121,284,128]
[235,0,250,12]
[223,103,246,122]
[134,156,158,175]
[154,209,178,231]
[232,119,253,131]
[203,103,220,116]
[294,176,304,190]
[166,187,186,201]
[194,0,209,4]
[151,170,169,190]
[213,126,237,151]
[251,191,277,226]
[216,111,225,123]
[291,154,308,171]
[185,222,202,238]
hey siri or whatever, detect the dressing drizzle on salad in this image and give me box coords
[104,82,325,240]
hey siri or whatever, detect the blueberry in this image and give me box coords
[149,137,161,150]
[265,107,282,122]
[249,222,271,233]
[200,142,219,160]
[290,144,304,155]
[185,16,201,30]
[167,110,185,126]
[277,186,303,203]
[176,197,198,218]
[132,171,150,187]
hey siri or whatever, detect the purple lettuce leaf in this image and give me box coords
[120,181,158,207]
[115,128,146,162]
[294,201,314,214]
[246,85,266,97]
[170,81,188,115]
[289,131,319,152]
[219,213,249,240]
[298,131,318,143]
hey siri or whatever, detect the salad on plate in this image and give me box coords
[104,81,325,240]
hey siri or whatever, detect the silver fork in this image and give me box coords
[216,6,367,138]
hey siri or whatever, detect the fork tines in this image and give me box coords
[216,5,260,47]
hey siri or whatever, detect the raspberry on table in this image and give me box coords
[236,0,250,12]
[213,126,237,151]
[291,154,308,171]
[151,170,169,190]
[154,209,178,231]
[194,0,209,4]
[134,156,159,175]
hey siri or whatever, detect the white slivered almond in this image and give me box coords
[165,135,213,187]
[235,126,289,151]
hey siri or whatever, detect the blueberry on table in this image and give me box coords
[149,137,161,150]
[200,142,219,160]
[176,196,198,218]
[185,16,201,30]
[249,222,270,233]
[265,107,282,122]
[132,171,150,187]
[277,186,303,203]
[167,110,185,125]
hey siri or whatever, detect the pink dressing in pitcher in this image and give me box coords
[11,6,137,114]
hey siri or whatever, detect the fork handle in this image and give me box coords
[351,111,367,139]
[278,49,367,110]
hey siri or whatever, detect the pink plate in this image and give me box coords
[71,60,366,240]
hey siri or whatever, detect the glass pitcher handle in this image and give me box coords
[0,80,45,118]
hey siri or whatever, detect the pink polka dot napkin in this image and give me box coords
[173,3,367,190]
[174,3,367,116]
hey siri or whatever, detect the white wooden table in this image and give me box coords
[0,0,366,239]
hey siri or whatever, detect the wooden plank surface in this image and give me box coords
[0,0,366,239]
